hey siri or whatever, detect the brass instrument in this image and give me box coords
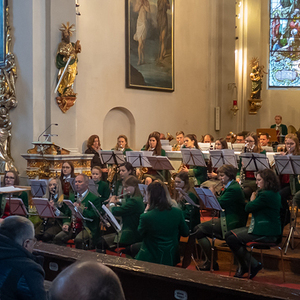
[137,167,148,181]
[107,164,118,183]
[172,143,181,151]
[167,132,174,142]
[171,162,186,180]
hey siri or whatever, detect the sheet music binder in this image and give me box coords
[99,150,126,165]
[30,179,47,197]
[194,187,222,211]
[102,204,122,232]
[126,151,153,168]
[274,155,300,175]
[147,156,174,170]
[209,149,237,169]
[181,149,207,167]
[240,153,270,172]
[32,198,58,218]
[9,198,28,216]
[63,199,93,222]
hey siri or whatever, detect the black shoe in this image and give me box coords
[199,261,219,271]
[233,267,248,278]
[249,263,262,279]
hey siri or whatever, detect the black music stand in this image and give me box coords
[30,180,47,197]
[181,149,207,167]
[9,198,28,216]
[209,149,237,169]
[63,199,93,249]
[194,187,223,272]
[175,188,200,208]
[274,155,300,254]
[88,179,101,198]
[126,151,152,168]
[240,153,270,171]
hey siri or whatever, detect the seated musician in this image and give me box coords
[91,166,110,205]
[235,131,247,144]
[192,165,246,271]
[181,134,208,186]
[226,169,282,279]
[174,171,200,231]
[85,134,108,181]
[135,181,189,266]
[172,131,185,151]
[202,134,214,143]
[0,170,28,221]
[226,132,236,143]
[112,162,135,197]
[35,178,64,242]
[259,132,270,147]
[109,176,144,247]
[111,134,133,154]
[53,174,101,249]
[59,162,75,198]
[239,132,266,202]
[141,132,166,185]
[270,115,288,137]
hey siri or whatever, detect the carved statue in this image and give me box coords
[55,22,81,113]
[249,57,265,100]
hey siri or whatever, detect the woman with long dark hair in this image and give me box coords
[59,161,75,198]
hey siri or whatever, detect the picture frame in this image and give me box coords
[0,0,6,68]
[125,0,174,92]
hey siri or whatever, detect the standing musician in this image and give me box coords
[85,134,108,181]
[35,178,64,242]
[174,171,200,231]
[141,132,166,185]
[59,161,75,198]
[270,114,288,138]
[181,134,207,186]
[91,166,110,205]
[238,132,266,202]
[172,131,185,151]
[53,174,101,249]
[0,170,29,221]
[190,165,246,271]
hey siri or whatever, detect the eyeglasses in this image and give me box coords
[285,143,295,146]
[5,176,15,180]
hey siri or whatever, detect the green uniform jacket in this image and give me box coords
[271,124,288,136]
[111,195,144,245]
[112,180,123,196]
[188,166,208,185]
[61,192,101,243]
[95,180,110,205]
[218,181,246,230]
[246,189,282,236]
[0,191,28,218]
[136,207,189,266]
[179,191,200,231]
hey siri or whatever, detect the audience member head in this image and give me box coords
[123,175,141,197]
[235,132,246,144]
[284,133,300,155]
[256,169,280,192]
[226,132,236,143]
[87,135,101,151]
[91,166,103,182]
[274,115,282,125]
[259,133,270,147]
[245,132,261,153]
[115,135,130,150]
[147,181,171,211]
[184,134,199,149]
[217,164,237,181]
[145,132,162,155]
[75,174,89,194]
[0,216,36,253]
[214,138,228,150]
[202,134,214,143]
[60,162,75,179]
[119,162,134,180]
[45,178,63,199]
[3,169,19,186]
[49,261,125,300]
[176,131,185,146]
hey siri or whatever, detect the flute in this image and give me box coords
[103,192,130,204]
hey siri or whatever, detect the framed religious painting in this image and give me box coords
[0,0,6,67]
[125,0,174,92]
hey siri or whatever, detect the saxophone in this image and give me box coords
[137,167,148,182]
[171,162,186,180]
[107,165,118,183]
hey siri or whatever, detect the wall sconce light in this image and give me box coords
[228,83,239,116]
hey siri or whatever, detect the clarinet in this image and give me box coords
[72,193,78,234]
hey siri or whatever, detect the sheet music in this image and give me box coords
[138,184,148,203]
[194,187,222,211]
[30,179,48,197]
[96,149,104,165]
[181,148,207,167]
[102,204,121,231]
[100,150,125,165]
[32,198,56,218]
[9,198,28,216]
[147,156,174,170]
[126,151,152,168]
[88,179,101,197]
[0,186,28,194]
[274,155,300,175]
[63,200,93,222]
[240,153,270,171]
[209,149,237,168]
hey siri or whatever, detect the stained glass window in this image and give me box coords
[269,0,300,87]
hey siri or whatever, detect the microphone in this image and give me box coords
[38,123,58,141]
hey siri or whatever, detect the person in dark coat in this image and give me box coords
[0,216,47,300]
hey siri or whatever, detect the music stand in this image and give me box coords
[88,179,101,198]
[30,179,47,197]
[240,153,270,171]
[274,155,300,254]
[194,187,223,272]
[176,188,200,208]
[138,184,148,203]
[209,149,237,169]
[9,198,28,216]
[100,150,126,165]
[126,151,152,168]
[181,149,207,167]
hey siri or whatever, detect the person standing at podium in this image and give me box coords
[270,115,288,137]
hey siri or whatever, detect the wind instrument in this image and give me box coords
[137,167,148,181]
[107,165,118,183]
[103,192,130,204]
[167,132,174,142]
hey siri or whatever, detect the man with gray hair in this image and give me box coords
[0,216,47,300]
[49,261,125,300]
